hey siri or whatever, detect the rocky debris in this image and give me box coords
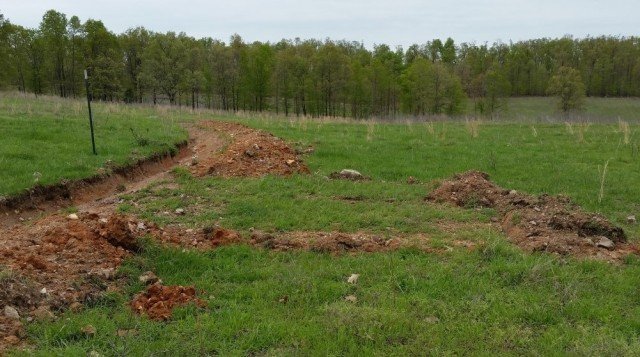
[347,274,360,284]
[329,169,370,181]
[192,121,310,177]
[32,306,54,321]
[138,271,161,285]
[628,215,637,224]
[97,214,141,252]
[130,283,206,321]
[427,171,635,261]
[3,306,19,320]
[596,237,615,250]
[67,213,79,220]
[175,208,185,215]
[0,211,159,349]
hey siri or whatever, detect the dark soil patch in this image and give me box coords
[191,121,309,177]
[130,283,206,321]
[426,171,636,261]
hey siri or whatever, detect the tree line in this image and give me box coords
[1,10,639,118]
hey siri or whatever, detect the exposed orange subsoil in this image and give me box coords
[130,283,206,321]
[427,171,637,261]
[190,121,310,177]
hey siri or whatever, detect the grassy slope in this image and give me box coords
[7,96,640,355]
[0,93,187,196]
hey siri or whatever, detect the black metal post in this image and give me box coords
[84,69,97,155]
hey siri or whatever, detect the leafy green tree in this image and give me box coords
[547,66,586,112]
[83,20,121,100]
[120,27,150,103]
[39,10,68,96]
[402,58,465,115]
[471,67,511,117]
[140,32,186,104]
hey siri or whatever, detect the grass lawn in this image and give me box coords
[4,95,640,355]
[0,92,188,196]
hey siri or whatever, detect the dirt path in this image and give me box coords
[0,119,316,352]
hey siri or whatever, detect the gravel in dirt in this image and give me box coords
[130,283,206,321]
[427,171,637,261]
[191,121,310,177]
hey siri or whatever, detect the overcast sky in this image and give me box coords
[2,0,638,48]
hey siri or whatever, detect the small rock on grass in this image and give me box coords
[424,316,440,323]
[82,325,97,336]
[340,169,363,179]
[347,274,360,284]
[345,295,357,303]
[4,305,20,320]
[596,237,615,250]
[139,271,161,285]
[175,208,185,215]
[628,215,637,224]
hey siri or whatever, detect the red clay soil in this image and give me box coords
[130,283,206,321]
[426,171,637,261]
[249,230,478,254]
[190,121,310,177]
[156,226,242,249]
[0,212,149,350]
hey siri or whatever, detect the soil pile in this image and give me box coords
[157,226,242,249]
[0,212,151,348]
[191,121,309,177]
[249,230,465,253]
[130,283,206,320]
[427,171,635,260]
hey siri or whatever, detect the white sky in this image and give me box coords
[2,0,638,48]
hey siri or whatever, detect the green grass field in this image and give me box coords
[4,94,640,355]
[0,92,188,196]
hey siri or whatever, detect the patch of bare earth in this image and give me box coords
[130,283,206,321]
[190,121,310,177]
[427,171,637,261]
[249,229,480,254]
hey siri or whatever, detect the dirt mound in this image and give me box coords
[191,121,309,177]
[0,212,153,348]
[155,226,242,249]
[427,171,634,261]
[249,230,479,254]
[130,283,206,321]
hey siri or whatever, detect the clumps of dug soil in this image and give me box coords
[427,171,636,261]
[130,283,206,321]
[191,121,310,177]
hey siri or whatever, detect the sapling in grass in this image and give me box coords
[618,119,631,145]
[465,118,481,138]
[598,159,611,204]
[366,121,376,141]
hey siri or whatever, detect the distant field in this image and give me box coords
[496,97,640,122]
[0,93,188,196]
